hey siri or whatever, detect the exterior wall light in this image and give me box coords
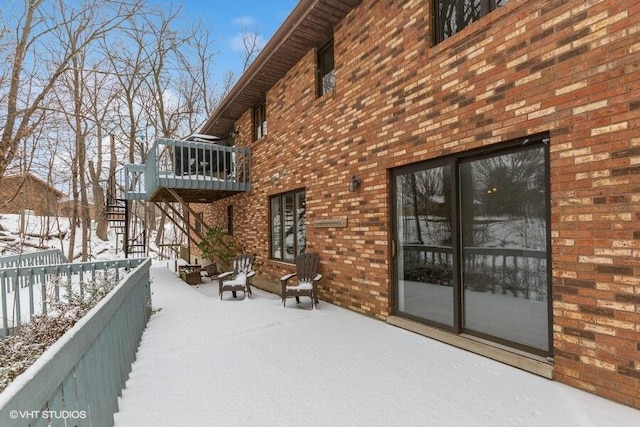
[349,175,362,192]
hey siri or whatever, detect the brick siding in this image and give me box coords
[197,0,640,408]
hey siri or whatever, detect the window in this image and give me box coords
[392,134,551,356]
[227,205,233,235]
[253,101,267,140]
[195,212,204,236]
[317,39,335,96]
[270,189,306,262]
[434,0,510,43]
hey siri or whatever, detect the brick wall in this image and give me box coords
[202,0,640,408]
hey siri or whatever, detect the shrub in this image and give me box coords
[0,274,117,393]
[196,226,243,271]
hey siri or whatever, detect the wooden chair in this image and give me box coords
[217,254,255,299]
[203,263,219,278]
[281,253,322,309]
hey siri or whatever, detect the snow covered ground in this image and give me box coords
[113,264,639,427]
[0,213,119,260]
[1,213,639,425]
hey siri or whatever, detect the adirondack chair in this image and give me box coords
[281,253,322,309]
[217,254,255,299]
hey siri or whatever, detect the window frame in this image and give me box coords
[433,0,509,44]
[227,205,234,235]
[391,133,552,357]
[269,189,306,263]
[317,38,335,97]
[253,100,267,141]
[195,212,204,236]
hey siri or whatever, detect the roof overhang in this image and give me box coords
[200,0,362,137]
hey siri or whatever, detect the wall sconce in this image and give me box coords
[349,175,362,192]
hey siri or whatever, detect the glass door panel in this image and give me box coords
[394,166,454,327]
[459,147,549,351]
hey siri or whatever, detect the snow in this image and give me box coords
[1,214,638,426]
[113,264,640,427]
[0,213,119,260]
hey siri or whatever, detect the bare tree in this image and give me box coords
[0,0,142,185]
[239,21,262,73]
[84,61,121,241]
[102,17,152,164]
[175,21,220,132]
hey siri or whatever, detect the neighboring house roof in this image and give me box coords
[2,173,66,199]
[200,0,363,137]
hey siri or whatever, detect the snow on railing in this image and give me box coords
[0,249,68,270]
[124,138,251,200]
[0,258,147,337]
[0,258,151,427]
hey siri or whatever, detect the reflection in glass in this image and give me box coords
[283,194,295,262]
[271,197,282,259]
[296,192,306,256]
[460,147,549,351]
[395,166,454,326]
[435,0,511,42]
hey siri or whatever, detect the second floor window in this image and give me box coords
[253,101,267,140]
[317,39,335,96]
[434,0,510,43]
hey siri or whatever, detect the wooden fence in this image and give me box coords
[0,258,151,427]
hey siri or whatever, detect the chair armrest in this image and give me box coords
[217,271,234,279]
[280,273,296,282]
[314,273,322,282]
[247,271,256,278]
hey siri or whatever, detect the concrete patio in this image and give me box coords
[112,263,639,427]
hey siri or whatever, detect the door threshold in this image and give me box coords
[387,315,554,379]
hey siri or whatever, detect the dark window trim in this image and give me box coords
[269,188,306,263]
[317,38,335,97]
[253,100,267,140]
[195,212,204,236]
[433,0,509,44]
[227,205,234,235]
[390,132,552,357]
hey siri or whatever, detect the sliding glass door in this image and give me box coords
[392,136,551,355]
[394,164,455,327]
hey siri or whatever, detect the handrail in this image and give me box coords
[124,138,251,200]
[0,258,147,336]
[0,249,68,269]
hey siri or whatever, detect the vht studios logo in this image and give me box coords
[9,410,87,420]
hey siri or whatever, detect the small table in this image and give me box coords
[179,265,202,285]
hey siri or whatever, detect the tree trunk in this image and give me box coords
[89,161,109,241]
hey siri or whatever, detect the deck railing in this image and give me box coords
[124,138,251,200]
[0,249,67,270]
[0,258,147,336]
[0,258,151,427]
[403,244,548,299]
